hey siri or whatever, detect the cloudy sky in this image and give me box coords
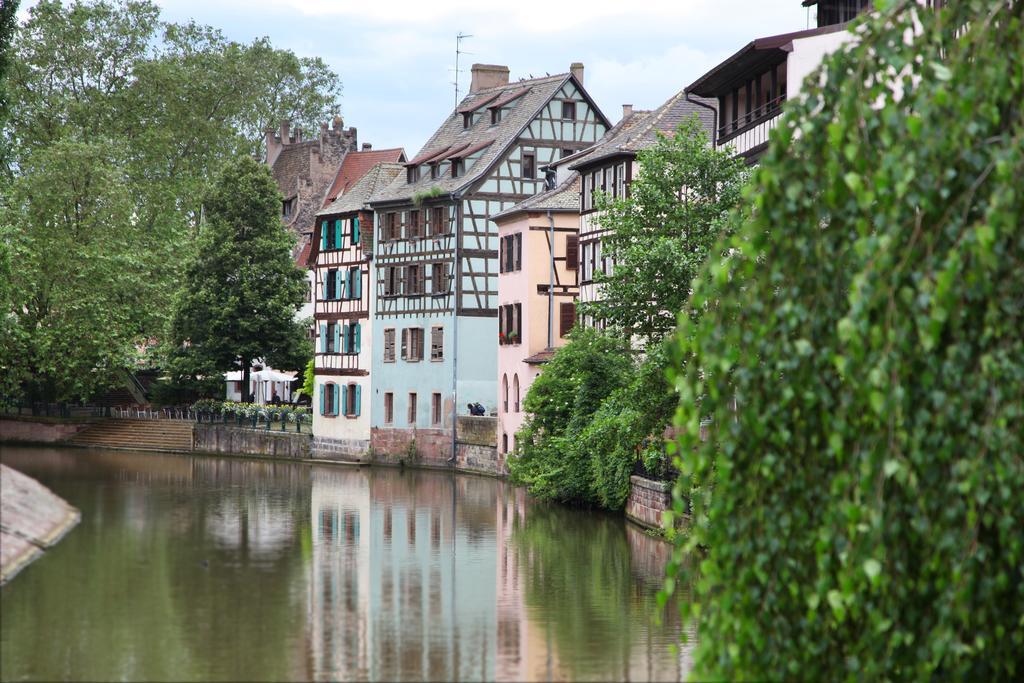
[21,0,815,153]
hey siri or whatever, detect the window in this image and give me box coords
[282,198,294,218]
[324,268,338,300]
[384,392,394,423]
[616,162,626,198]
[405,264,423,295]
[582,173,593,211]
[499,234,522,273]
[430,326,443,361]
[347,266,362,300]
[320,323,338,354]
[402,328,424,361]
[498,303,522,345]
[408,392,417,424]
[431,262,449,294]
[384,328,396,362]
[513,374,520,413]
[430,164,439,180]
[383,212,399,241]
[452,159,463,178]
[462,112,472,129]
[384,266,400,297]
[502,433,508,454]
[560,301,576,337]
[342,322,360,354]
[561,101,576,120]
[321,382,339,416]
[342,383,360,417]
[430,206,447,236]
[565,234,579,271]
[408,210,422,239]
[522,152,536,179]
[502,374,508,413]
[431,393,442,426]
[561,148,574,159]
[490,108,501,125]
[407,166,419,184]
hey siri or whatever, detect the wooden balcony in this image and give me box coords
[716,94,786,158]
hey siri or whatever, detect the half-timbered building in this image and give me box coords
[310,161,405,458]
[565,92,715,326]
[492,175,581,464]
[367,63,611,464]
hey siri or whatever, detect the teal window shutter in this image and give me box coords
[334,219,342,250]
[335,270,344,300]
[354,385,361,417]
[319,384,325,416]
[353,217,360,245]
[320,324,327,353]
[334,324,342,354]
[321,220,328,250]
[333,384,340,416]
[353,267,362,300]
[341,383,348,416]
[321,276,327,301]
[342,324,350,354]
[354,322,361,353]
[345,269,353,300]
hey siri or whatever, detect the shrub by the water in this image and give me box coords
[667,1,1024,679]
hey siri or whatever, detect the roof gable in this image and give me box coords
[322,148,407,207]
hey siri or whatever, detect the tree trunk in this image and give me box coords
[241,363,251,404]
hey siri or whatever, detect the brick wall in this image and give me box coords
[312,435,371,461]
[370,419,501,476]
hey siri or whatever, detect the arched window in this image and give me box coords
[502,374,509,413]
[502,433,508,454]
[513,374,520,413]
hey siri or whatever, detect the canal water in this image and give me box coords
[0,446,694,682]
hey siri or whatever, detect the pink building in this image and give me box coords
[492,175,582,460]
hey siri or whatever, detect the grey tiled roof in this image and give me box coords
[492,174,581,221]
[371,73,575,204]
[317,163,404,216]
[569,90,715,169]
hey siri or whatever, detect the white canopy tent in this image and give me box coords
[225,367,297,405]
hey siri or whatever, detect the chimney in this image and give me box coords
[470,64,510,93]
[362,143,373,151]
[265,126,281,166]
[279,120,291,146]
[570,62,584,84]
[622,104,633,119]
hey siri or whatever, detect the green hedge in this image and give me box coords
[667,1,1024,679]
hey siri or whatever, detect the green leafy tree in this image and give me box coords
[583,116,747,347]
[300,359,315,400]
[166,156,309,403]
[667,1,1024,678]
[508,328,632,504]
[1,141,146,401]
[0,0,19,178]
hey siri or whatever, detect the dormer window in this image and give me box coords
[490,108,501,125]
[430,164,439,180]
[282,197,295,218]
[561,101,576,121]
[407,166,420,184]
[452,159,463,178]
[463,112,472,129]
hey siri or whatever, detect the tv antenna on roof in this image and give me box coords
[453,32,473,107]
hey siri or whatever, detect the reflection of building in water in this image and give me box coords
[309,468,371,680]
[307,468,498,681]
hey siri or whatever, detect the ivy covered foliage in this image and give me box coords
[667,1,1023,678]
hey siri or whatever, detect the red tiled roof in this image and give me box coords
[295,237,312,268]
[323,148,406,207]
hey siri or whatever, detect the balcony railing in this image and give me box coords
[717,94,787,147]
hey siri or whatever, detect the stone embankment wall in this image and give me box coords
[367,416,501,475]
[0,417,96,444]
[625,475,680,531]
[194,424,311,460]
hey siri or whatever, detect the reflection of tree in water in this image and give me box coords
[512,503,688,682]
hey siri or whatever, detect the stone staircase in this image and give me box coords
[65,419,194,452]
